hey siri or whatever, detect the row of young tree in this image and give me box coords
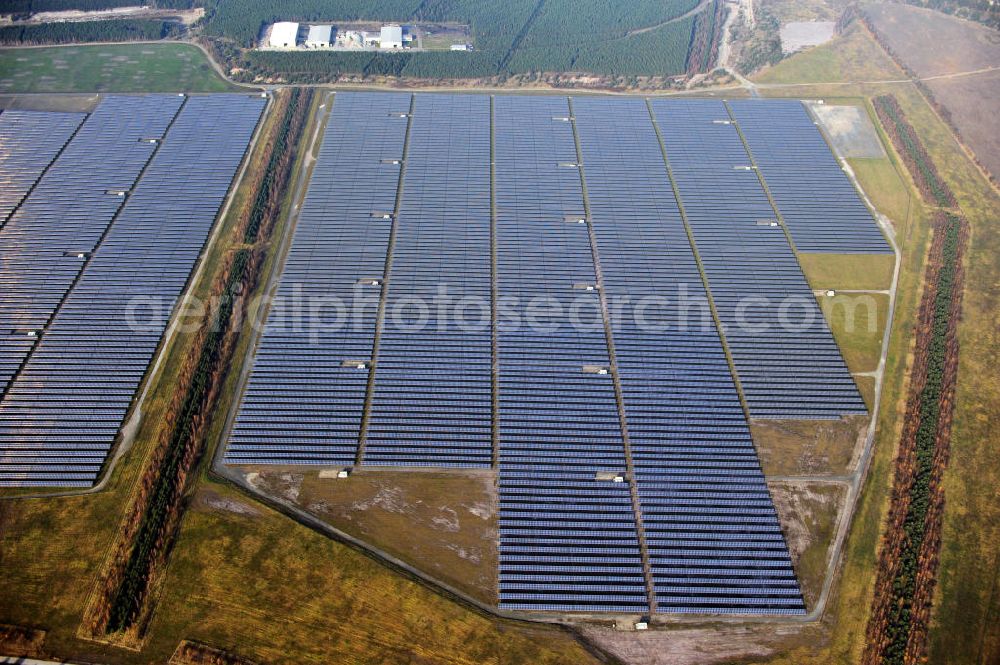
[873,95,956,207]
[862,95,968,665]
[508,16,694,77]
[866,210,966,665]
[106,247,253,633]
[0,19,176,45]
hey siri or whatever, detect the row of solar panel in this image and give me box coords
[727,100,891,255]
[228,92,411,466]
[0,95,183,413]
[0,94,264,486]
[365,95,494,467]
[494,96,649,613]
[0,109,84,226]
[571,97,803,614]
[651,99,866,419]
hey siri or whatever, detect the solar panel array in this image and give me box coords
[494,96,647,612]
[652,99,866,419]
[0,95,263,487]
[0,110,86,391]
[727,100,891,254]
[572,97,803,614]
[0,109,84,226]
[365,94,493,467]
[228,92,411,466]
[218,93,891,614]
[0,96,183,404]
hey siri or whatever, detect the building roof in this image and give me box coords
[269,22,299,47]
[306,24,332,44]
[380,24,403,44]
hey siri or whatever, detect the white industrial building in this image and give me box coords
[269,22,299,48]
[305,24,332,48]
[380,24,403,49]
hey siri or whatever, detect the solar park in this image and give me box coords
[223,92,891,616]
[0,94,265,488]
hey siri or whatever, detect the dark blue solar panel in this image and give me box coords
[572,96,804,615]
[0,95,263,487]
[494,95,647,613]
[0,334,35,392]
[727,99,891,254]
[651,99,866,420]
[227,92,411,466]
[365,94,493,468]
[0,109,85,226]
[0,95,183,404]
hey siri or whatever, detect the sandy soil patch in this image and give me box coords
[235,465,498,604]
[780,21,836,54]
[809,103,886,158]
[195,488,261,517]
[752,415,868,476]
[769,480,847,607]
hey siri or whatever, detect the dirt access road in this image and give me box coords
[5,6,204,25]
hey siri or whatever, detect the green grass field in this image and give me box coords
[820,292,889,373]
[0,44,240,93]
[755,22,901,85]
[798,252,895,291]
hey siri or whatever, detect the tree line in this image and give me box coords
[3,0,195,15]
[873,95,956,207]
[0,19,177,45]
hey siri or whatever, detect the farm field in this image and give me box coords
[863,3,1000,180]
[0,43,240,93]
